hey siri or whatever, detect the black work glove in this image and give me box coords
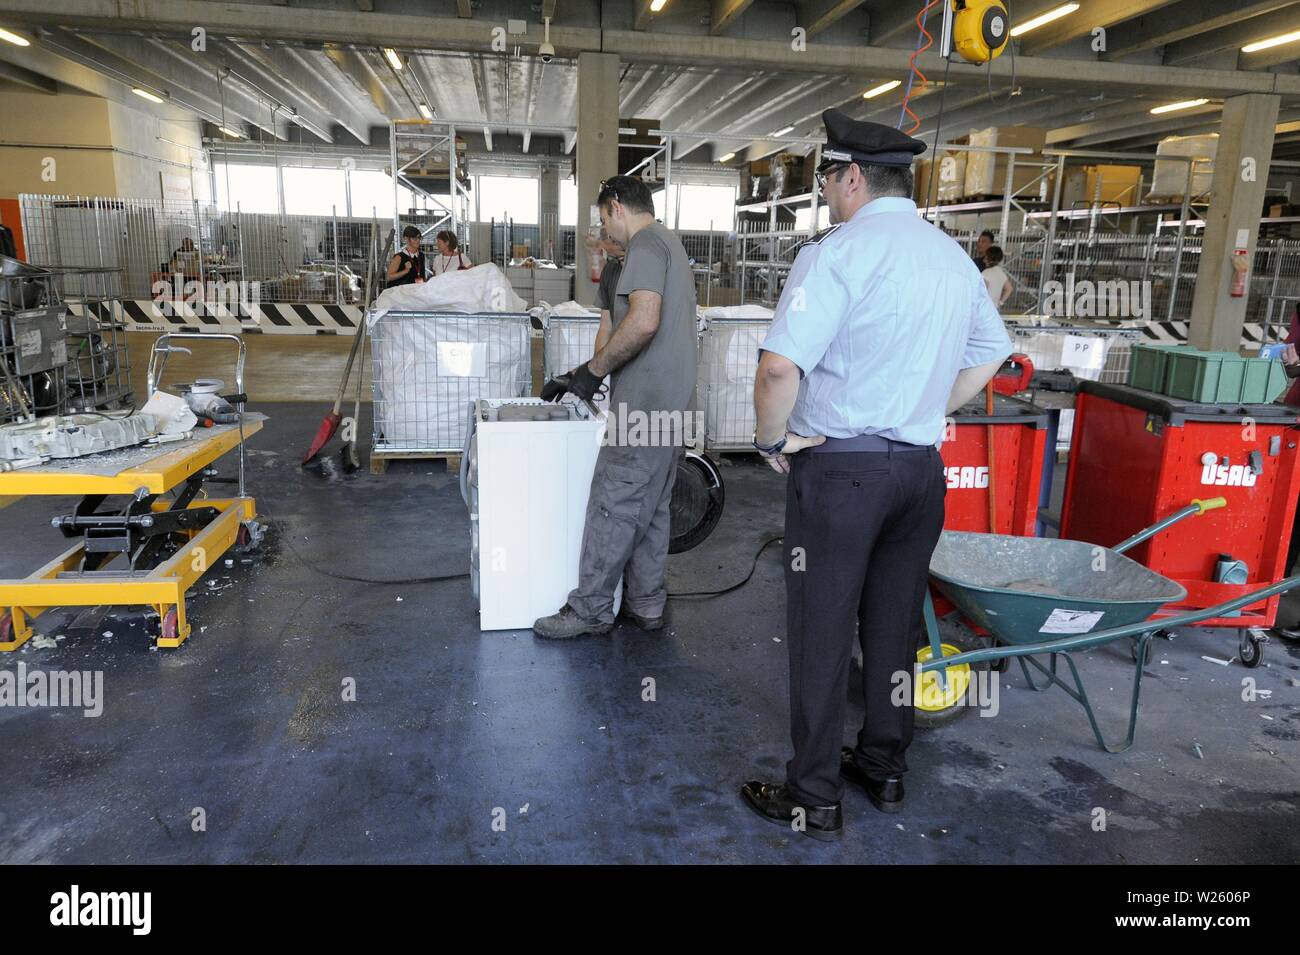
[567,362,605,401]
[540,375,571,402]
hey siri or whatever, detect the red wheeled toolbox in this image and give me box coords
[1060,380,1300,629]
[940,393,1052,536]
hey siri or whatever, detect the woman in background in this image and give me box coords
[430,230,472,276]
[386,226,426,287]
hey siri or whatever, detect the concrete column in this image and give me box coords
[538,164,560,261]
[1187,92,1280,351]
[576,50,620,306]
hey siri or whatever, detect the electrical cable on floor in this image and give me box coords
[262,510,778,596]
[667,533,783,599]
[261,510,469,584]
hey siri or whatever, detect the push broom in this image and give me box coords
[302,216,379,464]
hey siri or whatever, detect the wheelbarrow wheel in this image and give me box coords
[1239,629,1266,669]
[914,628,985,729]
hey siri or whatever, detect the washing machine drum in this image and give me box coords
[668,450,725,554]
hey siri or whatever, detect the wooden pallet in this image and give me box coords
[370,450,462,475]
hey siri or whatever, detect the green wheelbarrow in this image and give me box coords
[916,497,1300,753]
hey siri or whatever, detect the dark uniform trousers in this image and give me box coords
[568,442,683,625]
[784,445,947,805]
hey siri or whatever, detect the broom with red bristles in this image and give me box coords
[302,217,380,464]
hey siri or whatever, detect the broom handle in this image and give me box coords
[331,217,380,413]
[985,382,997,533]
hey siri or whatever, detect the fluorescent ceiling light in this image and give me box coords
[1009,2,1079,38]
[132,87,164,104]
[1150,98,1209,114]
[772,125,794,137]
[218,126,244,138]
[418,103,432,119]
[863,79,901,99]
[718,151,735,163]
[1243,30,1300,53]
[384,48,403,71]
[0,27,30,46]
[650,0,668,10]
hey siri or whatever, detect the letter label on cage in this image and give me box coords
[1061,335,1104,372]
[1039,608,1104,634]
[437,340,487,378]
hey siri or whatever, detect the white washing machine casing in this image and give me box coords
[468,397,616,631]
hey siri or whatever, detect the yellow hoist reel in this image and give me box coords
[952,0,1010,65]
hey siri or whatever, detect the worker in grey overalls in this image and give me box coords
[742,110,1013,840]
[534,175,698,639]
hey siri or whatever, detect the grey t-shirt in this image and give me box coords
[595,257,622,311]
[609,221,697,416]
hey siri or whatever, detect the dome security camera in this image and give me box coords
[539,16,554,63]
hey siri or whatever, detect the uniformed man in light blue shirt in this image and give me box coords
[741,109,1013,840]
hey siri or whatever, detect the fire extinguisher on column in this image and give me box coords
[585,206,604,283]
[1231,247,1249,298]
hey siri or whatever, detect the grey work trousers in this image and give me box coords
[567,442,682,624]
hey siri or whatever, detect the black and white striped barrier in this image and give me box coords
[80,300,364,335]
[1140,321,1284,346]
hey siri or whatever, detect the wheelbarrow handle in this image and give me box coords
[921,572,1300,673]
[1112,497,1227,555]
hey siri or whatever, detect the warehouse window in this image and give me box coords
[559,177,577,226]
[477,175,539,224]
[350,169,418,218]
[794,204,830,232]
[283,167,348,217]
[677,184,736,231]
[213,163,278,214]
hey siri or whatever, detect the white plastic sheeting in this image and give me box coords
[369,263,527,325]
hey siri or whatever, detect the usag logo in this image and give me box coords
[945,466,990,489]
[1200,463,1257,487]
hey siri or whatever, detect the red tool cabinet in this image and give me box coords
[1060,380,1300,628]
[940,393,1051,536]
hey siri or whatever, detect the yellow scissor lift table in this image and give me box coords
[0,333,264,650]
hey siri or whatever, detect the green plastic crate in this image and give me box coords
[1128,343,1191,392]
[1264,360,1291,403]
[1165,351,1248,403]
[1239,358,1279,403]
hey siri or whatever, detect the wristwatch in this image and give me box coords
[752,430,788,456]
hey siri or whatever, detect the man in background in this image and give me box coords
[972,230,994,271]
[594,228,626,354]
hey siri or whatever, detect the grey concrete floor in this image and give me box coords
[0,402,1298,864]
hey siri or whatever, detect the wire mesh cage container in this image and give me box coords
[697,315,772,451]
[542,310,608,413]
[370,310,532,455]
[1008,322,1144,387]
[45,266,133,412]
[0,255,67,425]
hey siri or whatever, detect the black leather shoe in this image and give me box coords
[740,780,842,841]
[617,608,664,631]
[840,747,904,813]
